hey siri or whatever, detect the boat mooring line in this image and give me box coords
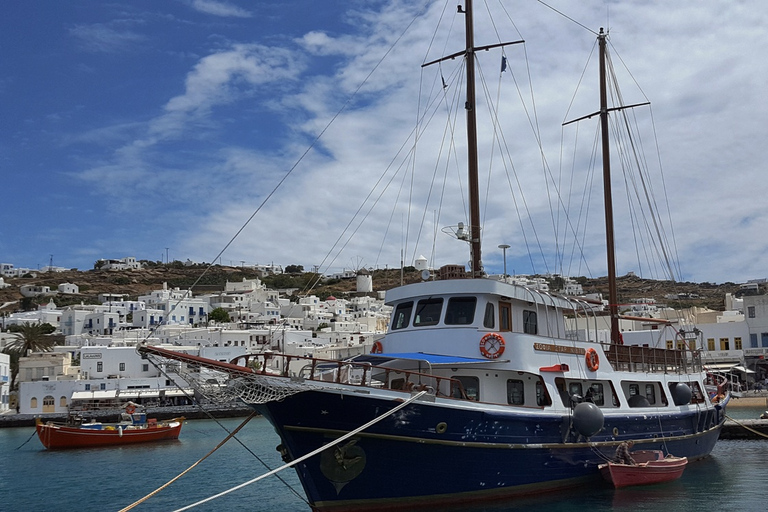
[171,391,428,512]
[724,414,768,440]
[116,411,258,512]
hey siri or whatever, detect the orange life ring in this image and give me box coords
[479,333,505,359]
[585,348,599,372]
[371,341,383,354]
[125,404,136,414]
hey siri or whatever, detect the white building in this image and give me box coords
[57,282,79,294]
[96,257,142,271]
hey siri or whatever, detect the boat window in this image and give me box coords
[483,303,495,328]
[499,301,512,331]
[585,383,605,406]
[453,376,480,401]
[523,310,538,334]
[392,301,413,330]
[536,380,552,406]
[507,379,524,405]
[445,297,476,325]
[414,298,443,327]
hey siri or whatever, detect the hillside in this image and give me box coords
[0,265,740,313]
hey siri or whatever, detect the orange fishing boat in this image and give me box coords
[36,406,183,449]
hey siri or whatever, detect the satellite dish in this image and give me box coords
[421,270,431,281]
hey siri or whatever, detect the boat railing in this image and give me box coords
[229,353,470,399]
[605,344,702,374]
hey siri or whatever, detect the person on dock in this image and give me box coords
[615,440,636,465]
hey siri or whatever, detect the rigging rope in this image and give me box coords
[117,412,259,512]
[172,391,428,512]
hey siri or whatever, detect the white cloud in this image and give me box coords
[189,0,252,18]
[70,23,145,53]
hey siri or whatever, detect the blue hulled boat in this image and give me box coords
[140,2,726,510]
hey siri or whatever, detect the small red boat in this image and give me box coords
[36,410,184,449]
[599,450,687,488]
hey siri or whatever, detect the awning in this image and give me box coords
[117,390,160,398]
[71,390,118,400]
[160,389,193,396]
[359,352,508,365]
[733,365,756,374]
[704,363,738,371]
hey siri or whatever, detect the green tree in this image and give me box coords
[208,307,231,323]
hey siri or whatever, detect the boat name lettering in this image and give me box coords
[533,343,584,355]
[82,353,102,359]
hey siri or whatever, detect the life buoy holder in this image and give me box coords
[479,333,505,359]
[125,404,136,414]
[585,348,599,372]
[371,341,383,354]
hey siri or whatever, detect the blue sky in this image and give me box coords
[1,1,766,284]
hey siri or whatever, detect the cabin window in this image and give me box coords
[392,302,413,330]
[445,297,477,325]
[507,379,524,405]
[499,301,511,331]
[585,383,605,406]
[523,310,538,334]
[536,380,552,406]
[414,298,443,327]
[483,303,495,328]
[453,376,480,401]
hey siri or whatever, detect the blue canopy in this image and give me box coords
[357,352,504,365]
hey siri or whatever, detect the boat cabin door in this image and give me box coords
[499,301,512,332]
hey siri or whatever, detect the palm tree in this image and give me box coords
[3,322,56,390]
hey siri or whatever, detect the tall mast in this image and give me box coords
[463,0,483,278]
[598,28,620,344]
[423,2,522,278]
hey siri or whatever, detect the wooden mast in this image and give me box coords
[598,28,621,344]
[423,2,522,278]
[463,0,483,278]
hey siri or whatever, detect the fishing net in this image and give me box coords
[144,353,316,405]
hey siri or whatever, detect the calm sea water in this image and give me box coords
[1,408,766,512]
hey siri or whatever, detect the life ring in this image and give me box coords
[479,333,505,359]
[125,404,136,414]
[371,341,383,354]
[585,348,599,372]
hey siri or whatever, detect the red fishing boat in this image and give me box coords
[36,406,184,449]
[599,450,687,488]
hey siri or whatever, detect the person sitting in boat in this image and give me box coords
[614,440,636,465]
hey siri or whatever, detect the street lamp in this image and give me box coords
[498,244,510,277]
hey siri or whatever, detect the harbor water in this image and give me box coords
[1,407,767,512]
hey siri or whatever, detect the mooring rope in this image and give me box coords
[172,390,428,512]
[724,414,768,440]
[117,411,258,512]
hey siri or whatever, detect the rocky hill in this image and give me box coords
[0,265,741,313]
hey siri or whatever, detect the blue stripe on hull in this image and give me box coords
[256,391,722,511]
